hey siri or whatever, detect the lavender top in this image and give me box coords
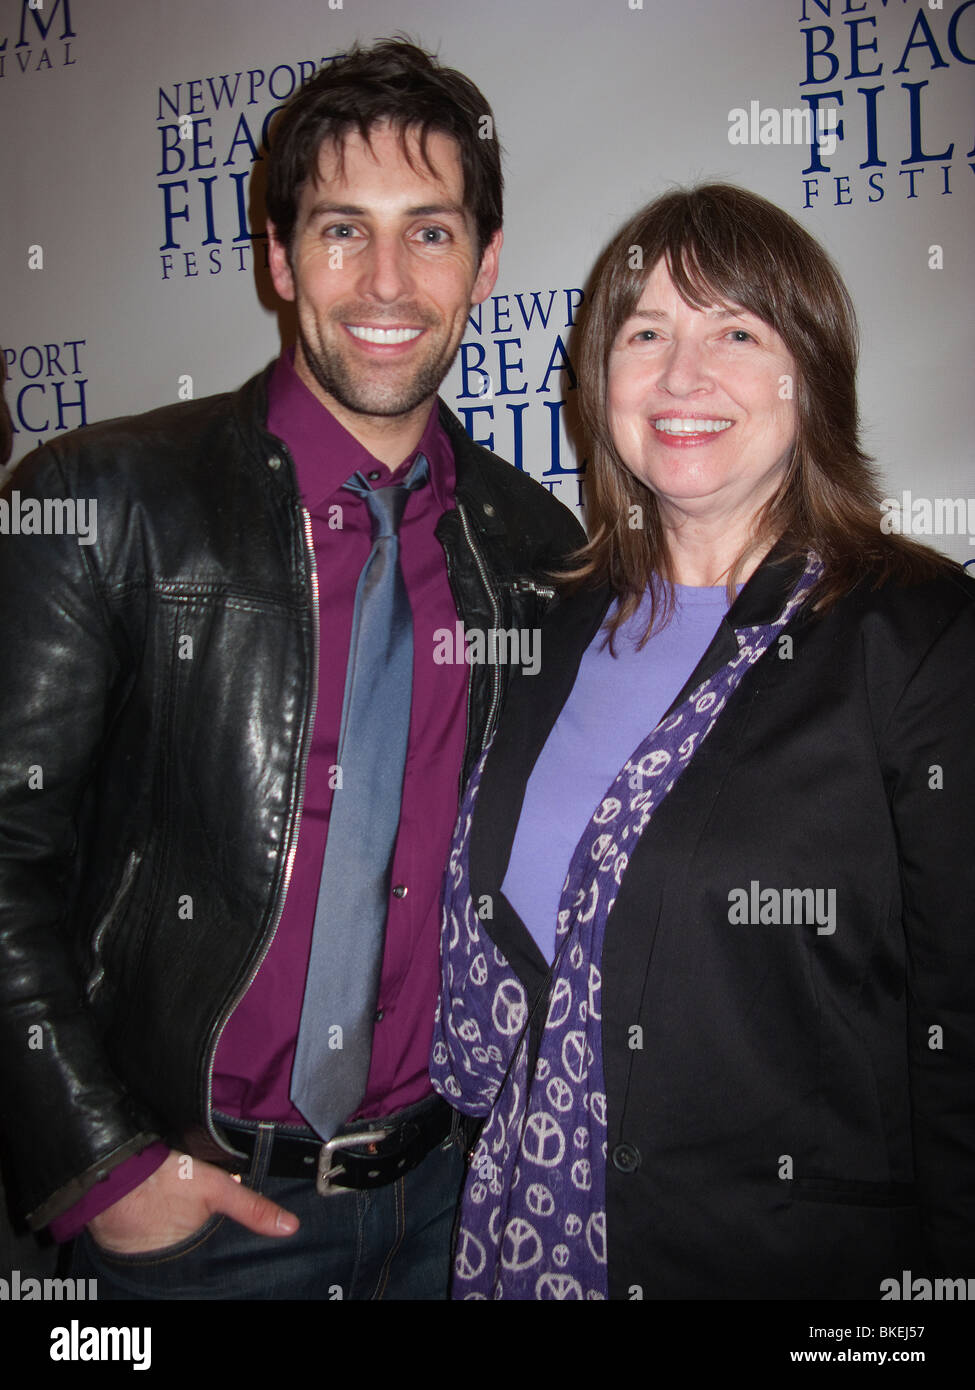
[502,584,732,962]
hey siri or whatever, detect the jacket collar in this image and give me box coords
[231,365,506,531]
[437,400,514,539]
[666,539,810,712]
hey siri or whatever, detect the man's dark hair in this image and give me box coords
[265,38,503,262]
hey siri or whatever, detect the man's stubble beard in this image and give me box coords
[297,314,462,420]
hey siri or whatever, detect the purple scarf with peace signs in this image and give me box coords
[431,554,823,1299]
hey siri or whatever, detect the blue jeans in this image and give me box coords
[70,1123,464,1300]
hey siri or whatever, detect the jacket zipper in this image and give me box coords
[202,504,320,1151]
[85,848,142,1001]
[511,577,555,601]
[457,502,503,751]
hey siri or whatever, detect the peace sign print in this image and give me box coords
[522,1111,566,1168]
[545,1074,573,1113]
[526,1182,555,1217]
[454,1228,487,1282]
[635,747,671,781]
[535,1272,584,1300]
[587,963,602,1019]
[561,1029,592,1084]
[571,1158,592,1191]
[491,979,526,1035]
[586,1210,607,1263]
[501,1217,543,1271]
[593,796,622,824]
[590,832,613,863]
[545,976,572,1029]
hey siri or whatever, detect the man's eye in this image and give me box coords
[416,226,449,244]
[325,224,358,239]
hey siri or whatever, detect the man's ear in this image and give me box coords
[267,222,296,303]
[471,228,503,307]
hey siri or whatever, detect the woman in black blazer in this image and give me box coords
[431,185,975,1300]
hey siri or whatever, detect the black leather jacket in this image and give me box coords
[0,367,584,1227]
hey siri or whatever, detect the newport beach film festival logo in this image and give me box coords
[453,287,586,505]
[156,47,346,282]
[791,0,975,211]
[2,341,89,455]
[0,0,77,78]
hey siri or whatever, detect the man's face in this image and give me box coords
[269,122,501,432]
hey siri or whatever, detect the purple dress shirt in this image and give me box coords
[51,353,468,1237]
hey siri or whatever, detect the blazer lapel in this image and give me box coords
[662,544,808,714]
[469,584,611,987]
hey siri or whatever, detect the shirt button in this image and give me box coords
[483,502,496,517]
[367,469,382,482]
[611,1143,641,1174]
[374,1009,385,1022]
[267,455,282,470]
[392,884,408,899]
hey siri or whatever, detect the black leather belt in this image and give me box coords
[217,1095,453,1196]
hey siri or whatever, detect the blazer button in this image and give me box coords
[267,455,282,470]
[392,884,407,899]
[611,1143,641,1174]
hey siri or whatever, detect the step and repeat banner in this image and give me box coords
[2,0,973,563]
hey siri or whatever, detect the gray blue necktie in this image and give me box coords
[290,453,429,1140]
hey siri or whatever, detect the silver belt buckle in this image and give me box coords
[316,1128,389,1196]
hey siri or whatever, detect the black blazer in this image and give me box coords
[466,550,975,1299]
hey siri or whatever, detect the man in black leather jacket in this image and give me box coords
[0,41,583,1299]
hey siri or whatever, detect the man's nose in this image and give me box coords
[357,235,414,304]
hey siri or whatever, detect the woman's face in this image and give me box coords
[607,258,798,535]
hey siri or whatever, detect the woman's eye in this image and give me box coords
[727,328,755,343]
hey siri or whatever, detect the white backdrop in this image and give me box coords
[2,0,973,562]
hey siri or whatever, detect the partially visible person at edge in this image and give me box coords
[0,40,582,1300]
[0,355,12,469]
[431,183,975,1300]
